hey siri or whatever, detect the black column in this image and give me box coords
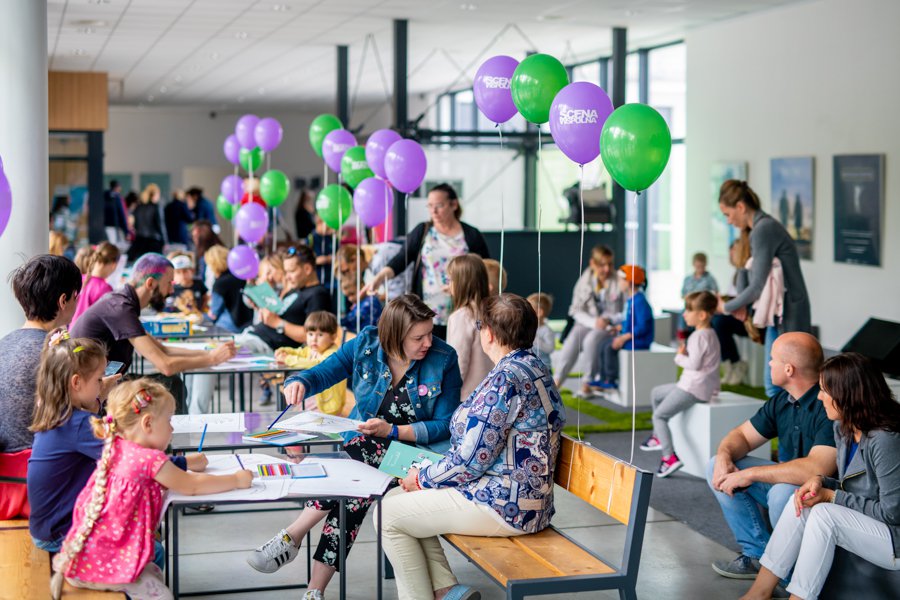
[611,27,627,263]
[523,51,538,230]
[337,45,349,126]
[393,19,409,235]
[87,131,105,243]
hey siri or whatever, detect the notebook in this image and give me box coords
[378,442,444,479]
[243,282,284,314]
[241,428,316,446]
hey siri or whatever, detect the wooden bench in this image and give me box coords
[0,526,125,599]
[443,436,652,599]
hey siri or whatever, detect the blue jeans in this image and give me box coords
[706,455,798,559]
[764,326,782,399]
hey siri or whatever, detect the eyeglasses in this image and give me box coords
[426,201,449,212]
[474,320,483,331]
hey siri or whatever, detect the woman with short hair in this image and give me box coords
[379,293,567,600]
[246,295,462,600]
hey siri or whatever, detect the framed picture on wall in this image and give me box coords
[833,154,884,266]
[710,162,747,258]
[770,157,814,260]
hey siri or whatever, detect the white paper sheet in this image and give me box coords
[163,453,292,510]
[285,458,393,498]
[170,412,245,434]
[277,412,366,434]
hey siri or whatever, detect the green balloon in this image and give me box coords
[340,146,374,189]
[260,169,291,208]
[510,54,569,124]
[216,194,236,220]
[239,146,263,172]
[309,114,343,159]
[315,184,352,230]
[599,104,672,192]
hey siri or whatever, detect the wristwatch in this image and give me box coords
[275,320,285,335]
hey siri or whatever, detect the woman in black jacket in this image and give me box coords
[363,183,489,340]
[127,183,166,261]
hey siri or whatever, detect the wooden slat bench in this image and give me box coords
[0,526,125,599]
[443,436,652,600]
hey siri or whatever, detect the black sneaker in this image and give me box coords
[711,554,760,579]
[772,584,790,599]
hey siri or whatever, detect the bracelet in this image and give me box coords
[390,424,399,440]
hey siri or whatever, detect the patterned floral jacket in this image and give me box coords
[419,348,566,533]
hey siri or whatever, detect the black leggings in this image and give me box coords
[712,314,748,363]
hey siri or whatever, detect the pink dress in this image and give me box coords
[64,438,168,584]
[72,276,113,324]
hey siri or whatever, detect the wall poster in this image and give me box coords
[770,157,814,260]
[833,154,884,266]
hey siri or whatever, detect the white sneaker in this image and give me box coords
[727,361,748,385]
[302,591,325,600]
[721,361,734,384]
[246,529,298,573]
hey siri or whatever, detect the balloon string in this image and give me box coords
[356,218,362,334]
[272,207,278,254]
[579,164,585,279]
[629,191,639,465]
[537,128,543,300]
[498,124,505,296]
[404,192,409,277]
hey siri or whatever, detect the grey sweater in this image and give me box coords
[724,210,811,334]
[823,423,900,557]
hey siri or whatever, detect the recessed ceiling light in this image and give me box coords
[235,31,248,40]
[625,9,643,17]
[174,75,183,83]
[72,19,108,27]
[460,3,477,10]
[72,48,88,56]
[210,52,220,60]
[272,3,290,11]
[88,0,111,4]
[537,14,564,22]
[160,86,168,94]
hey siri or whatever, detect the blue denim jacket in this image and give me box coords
[284,326,462,449]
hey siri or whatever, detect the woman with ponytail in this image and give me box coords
[71,242,121,325]
[50,378,252,599]
[718,179,811,398]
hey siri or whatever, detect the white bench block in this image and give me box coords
[608,343,677,409]
[669,391,769,478]
[654,313,673,347]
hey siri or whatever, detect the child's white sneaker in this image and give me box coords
[721,361,734,383]
[727,361,748,385]
[246,529,298,573]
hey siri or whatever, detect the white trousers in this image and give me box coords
[376,487,523,600]
[761,501,899,600]
[553,323,611,383]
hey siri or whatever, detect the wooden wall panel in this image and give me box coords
[48,71,108,131]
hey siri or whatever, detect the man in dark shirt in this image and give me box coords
[103,180,130,244]
[71,253,235,373]
[706,332,836,580]
[164,190,195,247]
[236,244,332,353]
[186,187,217,228]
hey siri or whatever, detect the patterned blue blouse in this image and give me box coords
[418,348,566,533]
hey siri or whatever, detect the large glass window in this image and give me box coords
[649,44,686,139]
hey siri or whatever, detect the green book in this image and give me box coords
[243,282,284,314]
[378,442,444,479]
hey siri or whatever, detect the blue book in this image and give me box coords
[378,442,444,479]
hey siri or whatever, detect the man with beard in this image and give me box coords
[71,253,235,411]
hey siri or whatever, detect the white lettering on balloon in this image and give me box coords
[558,108,599,125]
[483,76,511,89]
[350,161,368,170]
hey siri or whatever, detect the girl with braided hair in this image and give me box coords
[50,378,253,599]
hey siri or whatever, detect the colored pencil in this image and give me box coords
[197,423,208,453]
[235,454,245,470]
[267,405,290,430]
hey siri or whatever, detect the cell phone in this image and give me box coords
[104,361,125,376]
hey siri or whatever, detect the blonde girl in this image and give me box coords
[446,254,493,400]
[71,242,121,324]
[51,378,253,600]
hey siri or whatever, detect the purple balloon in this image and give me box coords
[365,129,402,180]
[353,177,394,228]
[220,174,244,205]
[473,55,520,124]
[235,202,269,244]
[227,244,260,280]
[322,129,357,172]
[254,117,283,153]
[0,157,10,239]
[235,114,260,149]
[223,134,241,165]
[384,139,427,194]
[548,82,614,165]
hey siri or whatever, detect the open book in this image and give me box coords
[243,282,284,314]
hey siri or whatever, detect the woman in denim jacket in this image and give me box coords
[246,295,462,600]
[381,294,566,600]
[743,353,900,600]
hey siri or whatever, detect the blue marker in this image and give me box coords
[198,423,208,453]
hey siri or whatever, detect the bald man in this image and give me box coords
[706,333,837,580]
